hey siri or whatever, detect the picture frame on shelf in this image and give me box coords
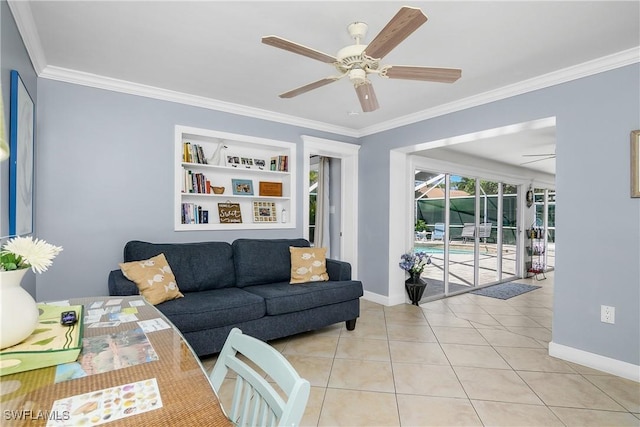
[631,130,639,198]
[232,179,253,195]
[253,201,277,222]
[226,155,240,167]
[240,157,253,168]
[254,159,266,170]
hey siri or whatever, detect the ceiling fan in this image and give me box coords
[520,153,556,165]
[261,6,462,113]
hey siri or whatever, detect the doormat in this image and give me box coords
[470,283,541,300]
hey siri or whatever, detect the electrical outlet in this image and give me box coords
[601,305,615,324]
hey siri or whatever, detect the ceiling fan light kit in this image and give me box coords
[261,6,461,113]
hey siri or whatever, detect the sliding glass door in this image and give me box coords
[414,169,520,300]
[448,175,477,290]
[414,170,446,299]
[477,179,499,287]
[501,183,519,277]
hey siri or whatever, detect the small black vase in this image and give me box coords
[405,272,426,306]
[408,272,421,284]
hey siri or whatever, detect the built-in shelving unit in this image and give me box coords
[175,125,296,230]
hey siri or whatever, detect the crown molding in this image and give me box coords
[359,47,640,136]
[40,47,639,139]
[10,0,638,139]
[7,0,46,74]
[39,66,360,138]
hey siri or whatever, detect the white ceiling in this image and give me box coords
[417,123,557,175]
[9,1,640,176]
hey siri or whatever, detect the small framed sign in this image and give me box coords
[218,202,242,223]
[253,201,277,222]
[259,181,282,197]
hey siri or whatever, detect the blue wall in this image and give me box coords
[1,0,38,297]
[35,79,356,301]
[358,64,640,366]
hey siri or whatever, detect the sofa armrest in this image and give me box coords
[326,259,352,281]
[108,270,140,296]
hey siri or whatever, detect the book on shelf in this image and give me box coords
[181,203,209,224]
[183,170,211,194]
[182,142,208,165]
[270,155,288,172]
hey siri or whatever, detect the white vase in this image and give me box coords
[0,269,40,350]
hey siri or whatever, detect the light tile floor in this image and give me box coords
[201,271,640,426]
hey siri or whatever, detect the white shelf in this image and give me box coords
[181,193,291,201]
[181,162,291,176]
[174,126,296,231]
[175,222,294,231]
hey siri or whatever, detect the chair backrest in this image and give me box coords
[432,223,446,240]
[209,328,310,427]
[461,223,476,238]
[478,223,492,238]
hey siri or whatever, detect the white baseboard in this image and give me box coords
[549,342,640,382]
[362,291,406,306]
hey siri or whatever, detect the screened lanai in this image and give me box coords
[412,171,555,301]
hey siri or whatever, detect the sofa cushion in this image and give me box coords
[243,280,363,316]
[155,288,265,333]
[119,253,184,305]
[232,238,310,287]
[290,247,329,284]
[124,240,236,292]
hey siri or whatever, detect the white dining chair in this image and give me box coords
[209,328,310,427]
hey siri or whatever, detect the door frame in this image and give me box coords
[302,136,360,278]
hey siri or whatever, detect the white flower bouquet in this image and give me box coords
[0,236,63,274]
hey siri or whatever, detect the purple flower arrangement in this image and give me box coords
[399,251,431,275]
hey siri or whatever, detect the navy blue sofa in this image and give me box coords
[108,238,363,356]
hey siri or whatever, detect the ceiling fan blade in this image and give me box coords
[262,36,336,64]
[364,6,428,60]
[384,66,461,83]
[279,77,339,98]
[355,83,379,112]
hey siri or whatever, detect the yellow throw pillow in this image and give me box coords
[119,253,184,305]
[290,247,329,284]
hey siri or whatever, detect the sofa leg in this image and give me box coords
[345,319,357,331]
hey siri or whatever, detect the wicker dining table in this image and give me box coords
[0,296,231,427]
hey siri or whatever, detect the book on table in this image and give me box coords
[0,303,84,376]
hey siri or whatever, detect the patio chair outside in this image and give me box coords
[209,328,310,427]
[459,223,476,243]
[432,223,445,241]
[478,222,493,241]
